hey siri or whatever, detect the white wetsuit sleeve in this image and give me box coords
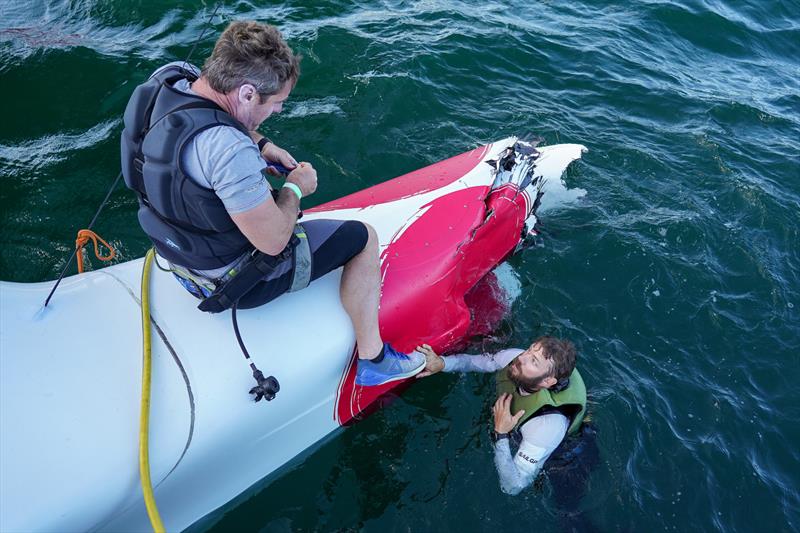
[441,348,523,373]
[493,413,568,495]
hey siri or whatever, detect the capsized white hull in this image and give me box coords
[0,138,586,532]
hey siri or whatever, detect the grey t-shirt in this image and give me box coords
[151,63,271,277]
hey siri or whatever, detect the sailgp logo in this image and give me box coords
[517,452,539,465]
[165,238,181,250]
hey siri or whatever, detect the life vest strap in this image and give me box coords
[196,224,311,313]
[288,226,311,292]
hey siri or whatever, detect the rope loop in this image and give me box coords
[75,229,116,273]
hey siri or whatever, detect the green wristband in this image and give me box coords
[282,182,302,200]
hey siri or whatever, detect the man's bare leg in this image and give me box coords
[339,223,384,360]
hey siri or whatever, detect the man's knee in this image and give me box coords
[319,220,371,263]
[341,220,375,257]
[361,222,378,252]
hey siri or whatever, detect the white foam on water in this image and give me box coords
[0,119,119,173]
[283,97,345,118]
[492,262,523,305]
[0,3,184,63]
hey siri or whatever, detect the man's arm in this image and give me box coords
[230,163,317,255]
[415,345,522,376]
[493,412,568,495]
[443,349,522,373]
[230,187,299,255]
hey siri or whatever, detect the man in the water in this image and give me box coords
[121,20,424,386]
[416,337,586,494]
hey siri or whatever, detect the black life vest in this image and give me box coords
[120,65,254,270]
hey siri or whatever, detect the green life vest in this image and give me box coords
[495,366,587,435]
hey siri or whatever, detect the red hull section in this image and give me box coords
[313,146,530,425]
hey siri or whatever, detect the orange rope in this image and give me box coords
[75,229,116,273]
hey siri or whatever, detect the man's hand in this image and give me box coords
[262,142,298,176]
[415,344,445,378]
[249,132,299,175]
[286,163,318,197]
[492,393,525,434]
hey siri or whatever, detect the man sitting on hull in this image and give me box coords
[416,337,586,494]
[121,20,424,387]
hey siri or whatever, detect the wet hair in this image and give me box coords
[202,20,301,99]
[536,336,577,382]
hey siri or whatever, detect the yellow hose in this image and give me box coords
[140,248,166,533]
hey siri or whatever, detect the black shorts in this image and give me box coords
[235,219,369,309]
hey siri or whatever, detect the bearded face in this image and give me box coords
[508,356,551,392]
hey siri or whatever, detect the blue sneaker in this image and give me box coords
[355,343,426,386]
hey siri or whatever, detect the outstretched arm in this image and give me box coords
[492,395,568,495]
[415,345,523,377]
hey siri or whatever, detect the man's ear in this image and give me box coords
[542,376,557,390]
[238,84,257,103]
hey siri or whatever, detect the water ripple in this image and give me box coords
[0,119,119,177]
[0,1,187,68]
[1,0,799,531]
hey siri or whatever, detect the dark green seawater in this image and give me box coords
[2,1,799,531]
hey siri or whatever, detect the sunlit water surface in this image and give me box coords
[1,1,798,531]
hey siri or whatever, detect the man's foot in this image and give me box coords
[355,343,426,386]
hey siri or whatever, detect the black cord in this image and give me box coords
[43,170,124,307]
[232,303,280,402]
[152,252,174,273]
[181,3,223,75]
[231,303,253,362]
